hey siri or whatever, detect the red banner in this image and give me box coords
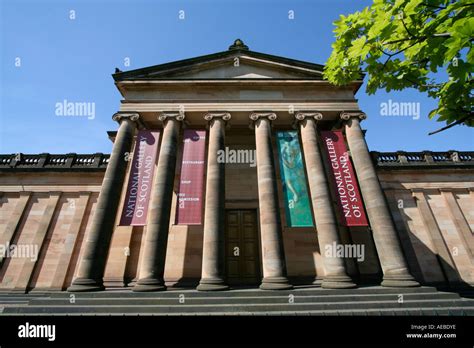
[175,129,206,225]
[321,131,368,226]
[119,130,160,226]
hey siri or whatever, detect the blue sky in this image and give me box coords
[1,0,472,154]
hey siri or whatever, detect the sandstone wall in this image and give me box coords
[0,162,472,291]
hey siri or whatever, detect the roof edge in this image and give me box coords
[112,49,330,82]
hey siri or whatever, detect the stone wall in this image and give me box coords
[379,170,474,287]
[0,173,102,291]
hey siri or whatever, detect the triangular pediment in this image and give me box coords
[113,41,325,81]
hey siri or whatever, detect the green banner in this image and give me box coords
[276,131,314,227]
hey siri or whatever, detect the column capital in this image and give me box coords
[295,111,323,121]
[340,111,367,121]
[249,112,277,122]
[112,112,140,124]
[158,111,185,123]
[294,112,323,128]
[204,112,231,122]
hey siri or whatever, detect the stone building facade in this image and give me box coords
[0,41,473,293]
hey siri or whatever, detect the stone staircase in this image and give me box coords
[1,286,473,315]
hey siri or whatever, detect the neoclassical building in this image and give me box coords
[0,40,473,293]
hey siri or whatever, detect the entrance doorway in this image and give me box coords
[225,209,261,286]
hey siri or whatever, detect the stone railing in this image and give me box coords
[0,150,472,172]
[371,150,474,168]
[0,153,110,171]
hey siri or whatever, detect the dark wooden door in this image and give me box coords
[225,210,260,285]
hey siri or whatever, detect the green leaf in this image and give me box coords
[323,0,473,131]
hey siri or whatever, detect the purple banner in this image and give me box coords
[119,130,160,226]
[321,130,368,227]
[175,129,206,225]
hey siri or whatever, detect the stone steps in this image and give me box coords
[3,308,473,316]
[3,301,474,315]
[11,307,468,316]
[0,294,44,305]
[24,292,460,306]
[32,285,442,298]
[1,286,473,315]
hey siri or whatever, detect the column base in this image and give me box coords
[133,278,167,292]
[196,278,229,291]
[381,273,420,288]
[260,277,293,290]
[312,277,324,287]
[321,274,357,289]
[67,278,105,292]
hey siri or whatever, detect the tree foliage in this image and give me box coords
[324,0,473,134]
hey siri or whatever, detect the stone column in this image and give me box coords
[68,112,139,292]
[296,112,356,289]
[342,112,419,287]
[133,112,183,292]
[250,112,292,290]
[197,112,231,291]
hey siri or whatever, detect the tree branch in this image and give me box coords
[401,16,416,38]
[383,33,451,45]
[403,76,442,89]
[428,113,474,135]
[380,39,422,71]
[423,3,446,11]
